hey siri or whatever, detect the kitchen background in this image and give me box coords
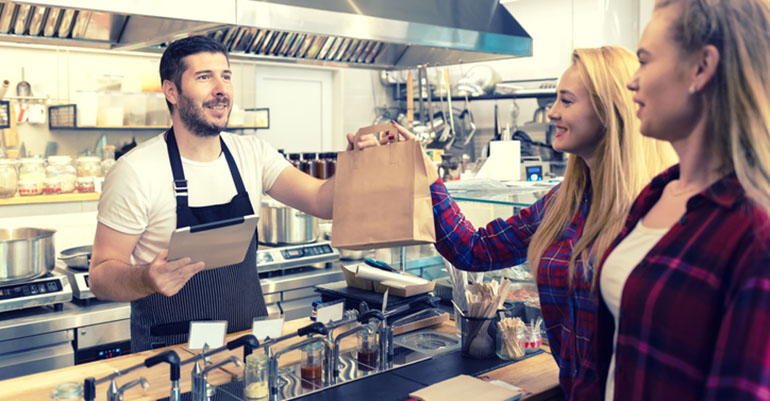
[0,0,653,252]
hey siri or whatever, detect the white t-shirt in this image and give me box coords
[97,131,291,266]
[600,219,671,401]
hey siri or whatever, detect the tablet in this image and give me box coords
[167,214,259,270]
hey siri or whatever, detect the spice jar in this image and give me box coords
[301,153,317,177]
[243,353,269,400]
[18,158,46,196]
[300,342,323,390]
[288,153,301,169]
[0,159,18,199]
[101,145,116,175]
[76,176,95,193]
[326,153,337,178]
[76,156,102,178]
[314,154,327,179]
[50,382,84,401]
[46,156,77,194]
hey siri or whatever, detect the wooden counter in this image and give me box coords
[0,318,560,401]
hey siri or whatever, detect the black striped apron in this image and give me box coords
[130,128,267,352]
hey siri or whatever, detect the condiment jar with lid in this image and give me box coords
[314,154,327,179]
[243,353,269,400]
[0,159,18,199]
[50,382,84,401]
[326,153,337,178]
[288,153,301,169]
[45,156,77,194]
[18,158,46,196]
[301,153,317,177]
[76,156,102,178]
[101,145,116,175]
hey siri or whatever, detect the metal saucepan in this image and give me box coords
[58,245,92,270]
[260,200,319,245]
[0,227,56,284]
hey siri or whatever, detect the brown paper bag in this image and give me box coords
[332,123,437,250]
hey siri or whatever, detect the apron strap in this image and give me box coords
[165,127,248,208]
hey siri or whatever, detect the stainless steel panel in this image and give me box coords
[0,342,73,380]
[261,292,281,304]
[0,301,129,342]
[42,7,60,36]
[76,319,130,349]
[279,297,316,322]
[12,3,30,34]
[281,287,318,302]
[0,330,72,354]
[0,2,15,33]
[260,268,343,294]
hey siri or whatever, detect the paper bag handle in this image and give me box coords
[352,122,401,151]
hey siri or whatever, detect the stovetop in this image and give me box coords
[54,265,93,301]
[0,270,72,313]
[257,240,339,273]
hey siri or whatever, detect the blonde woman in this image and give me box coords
[574,1,770,400]
[382,46,676,399]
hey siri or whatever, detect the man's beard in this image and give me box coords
[177,92,230,137]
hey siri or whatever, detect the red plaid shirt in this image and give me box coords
[431,179,596,399]
[574,165,770,401]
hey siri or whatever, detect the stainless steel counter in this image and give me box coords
[0,300,130,342]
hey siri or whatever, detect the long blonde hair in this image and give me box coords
[527,46,676,290]
[656,0,770,212]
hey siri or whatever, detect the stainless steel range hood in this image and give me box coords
[0,0,532,69]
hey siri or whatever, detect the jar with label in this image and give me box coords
[76,156,102,178]
[45,156,77,194]
[101,145,116,175]
[0,159,18,198]
[76,176,95,193]
[18,158,46,196]
[50,382,84,400]
[243,353,269,400]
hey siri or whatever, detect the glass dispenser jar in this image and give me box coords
[101,145,116,175]
[243,353,269,400]
[18,158,46,196]
[300,342,323,390]
[50,382,84,401]
[76,156,102,178]
[45,156,77,194]
[0,159,18,198]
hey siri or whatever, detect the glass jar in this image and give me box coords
[76,156,102,178]
[46,156,77,194]
[300,342,323,389]
[288,153,301,169]
[301,153,317,177]
[326,153,337,178]
[76,176,95,193]
[314,154,327,179]
[18,158,46,196]
[101,145,116,175]
[243,353,269,400]
[496,317,526,361]
[0,159,18,198]
[356,323,378,371]
[50,382,84,400]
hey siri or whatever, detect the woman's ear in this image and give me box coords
[690,44,720,93]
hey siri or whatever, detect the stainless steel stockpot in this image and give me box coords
[260,201,319,245]
[0,227,56,284]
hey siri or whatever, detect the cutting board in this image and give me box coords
[409,375,522,401]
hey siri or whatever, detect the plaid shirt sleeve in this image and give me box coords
[704,245,770,400]
[430,178,557,271]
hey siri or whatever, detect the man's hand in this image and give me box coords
[143,250,205,297]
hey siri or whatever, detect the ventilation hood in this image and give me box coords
[0,0,532,69]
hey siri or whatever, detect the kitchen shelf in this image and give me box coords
[0,192,99,206]
[391,78,558,103]
[48,104,270,131]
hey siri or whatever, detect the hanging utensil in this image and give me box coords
[16,68,31,97]
[417,67,426,126]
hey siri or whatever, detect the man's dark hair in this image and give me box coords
[159,36,229,112]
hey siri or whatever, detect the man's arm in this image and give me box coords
[267,167,334,219]
[89,222,204,301]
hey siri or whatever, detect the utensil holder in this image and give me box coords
[459,314,496,359]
